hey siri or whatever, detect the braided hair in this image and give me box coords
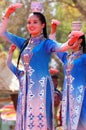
[16,38,29,71]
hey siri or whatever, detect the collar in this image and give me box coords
[30,34,45,45]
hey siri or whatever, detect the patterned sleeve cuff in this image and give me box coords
[49,32,56,41]
[0,16,9,35]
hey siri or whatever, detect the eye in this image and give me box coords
[34,21,38,24]
[27,21,31,24]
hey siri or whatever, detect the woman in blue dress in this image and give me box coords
[51,22,86,130]
[60,31,86,130]
[7,44,27,130]
[0,3,67,130]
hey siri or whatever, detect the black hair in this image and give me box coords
[32,12,48,38]
[16,38,29,71]
[51,74,58,79]
[79,35,86,53]
[54,90,62,100]
[16,12,48,72]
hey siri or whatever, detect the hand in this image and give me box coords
[51,19,60,26]
[51,19,60,34]
[4,3,23,18]
[9,44,16,53]
[68,36,78,46]
[68,31,84,46]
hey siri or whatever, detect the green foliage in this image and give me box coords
[0,0,86,49]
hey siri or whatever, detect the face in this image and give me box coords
[27,13,45,37]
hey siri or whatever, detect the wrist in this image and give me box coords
[4,12,10,18]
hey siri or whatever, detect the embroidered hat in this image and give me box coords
[31,1,43,13]
[71,31,84,37]
[72,21,82,31]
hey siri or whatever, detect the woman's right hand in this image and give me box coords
[4,3,23,18]
[51,19,60,34]
[9,44,16,53]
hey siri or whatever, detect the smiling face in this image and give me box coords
[27,13,45,37]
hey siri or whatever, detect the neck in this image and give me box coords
[31,33,43,38]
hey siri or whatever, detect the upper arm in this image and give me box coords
[45,39,67,62]
[45,39,61,53]
[0,16,26,49]
[56,52,67,63]
[2,31,26,49]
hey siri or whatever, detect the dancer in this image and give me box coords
[50,19,86,130]
[60,31,86,130]
[0,2,69,130]
[7,44,26,130]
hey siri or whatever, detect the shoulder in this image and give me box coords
[79,54,86,64]
[44,38,58,45]
[80,54,86,59]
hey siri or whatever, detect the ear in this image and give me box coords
[42,23,45,29]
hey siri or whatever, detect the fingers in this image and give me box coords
[9,3,23,9]
[51,19,60,34]
[8,3,23,13]
[68,36,78,46]
[4,3,23,18]
[51,19,60,26]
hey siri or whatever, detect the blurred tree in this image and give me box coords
[0,0,86,50]
[0,0,86,94]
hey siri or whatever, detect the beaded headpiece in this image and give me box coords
[72,21,82,31]
[31,1,43,13]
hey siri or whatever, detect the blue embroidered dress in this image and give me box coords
[0,23,62,129]
[57,50,86,130]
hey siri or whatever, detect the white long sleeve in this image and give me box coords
[6,51,13,68]
[0,16,9,36]
[49,32,56,41]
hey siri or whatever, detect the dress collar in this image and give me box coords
[30,34,45,46]
[72,50,83,58]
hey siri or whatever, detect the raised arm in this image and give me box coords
[49,19,60,40]
[48,19,67,62]
[0,3,25,49]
